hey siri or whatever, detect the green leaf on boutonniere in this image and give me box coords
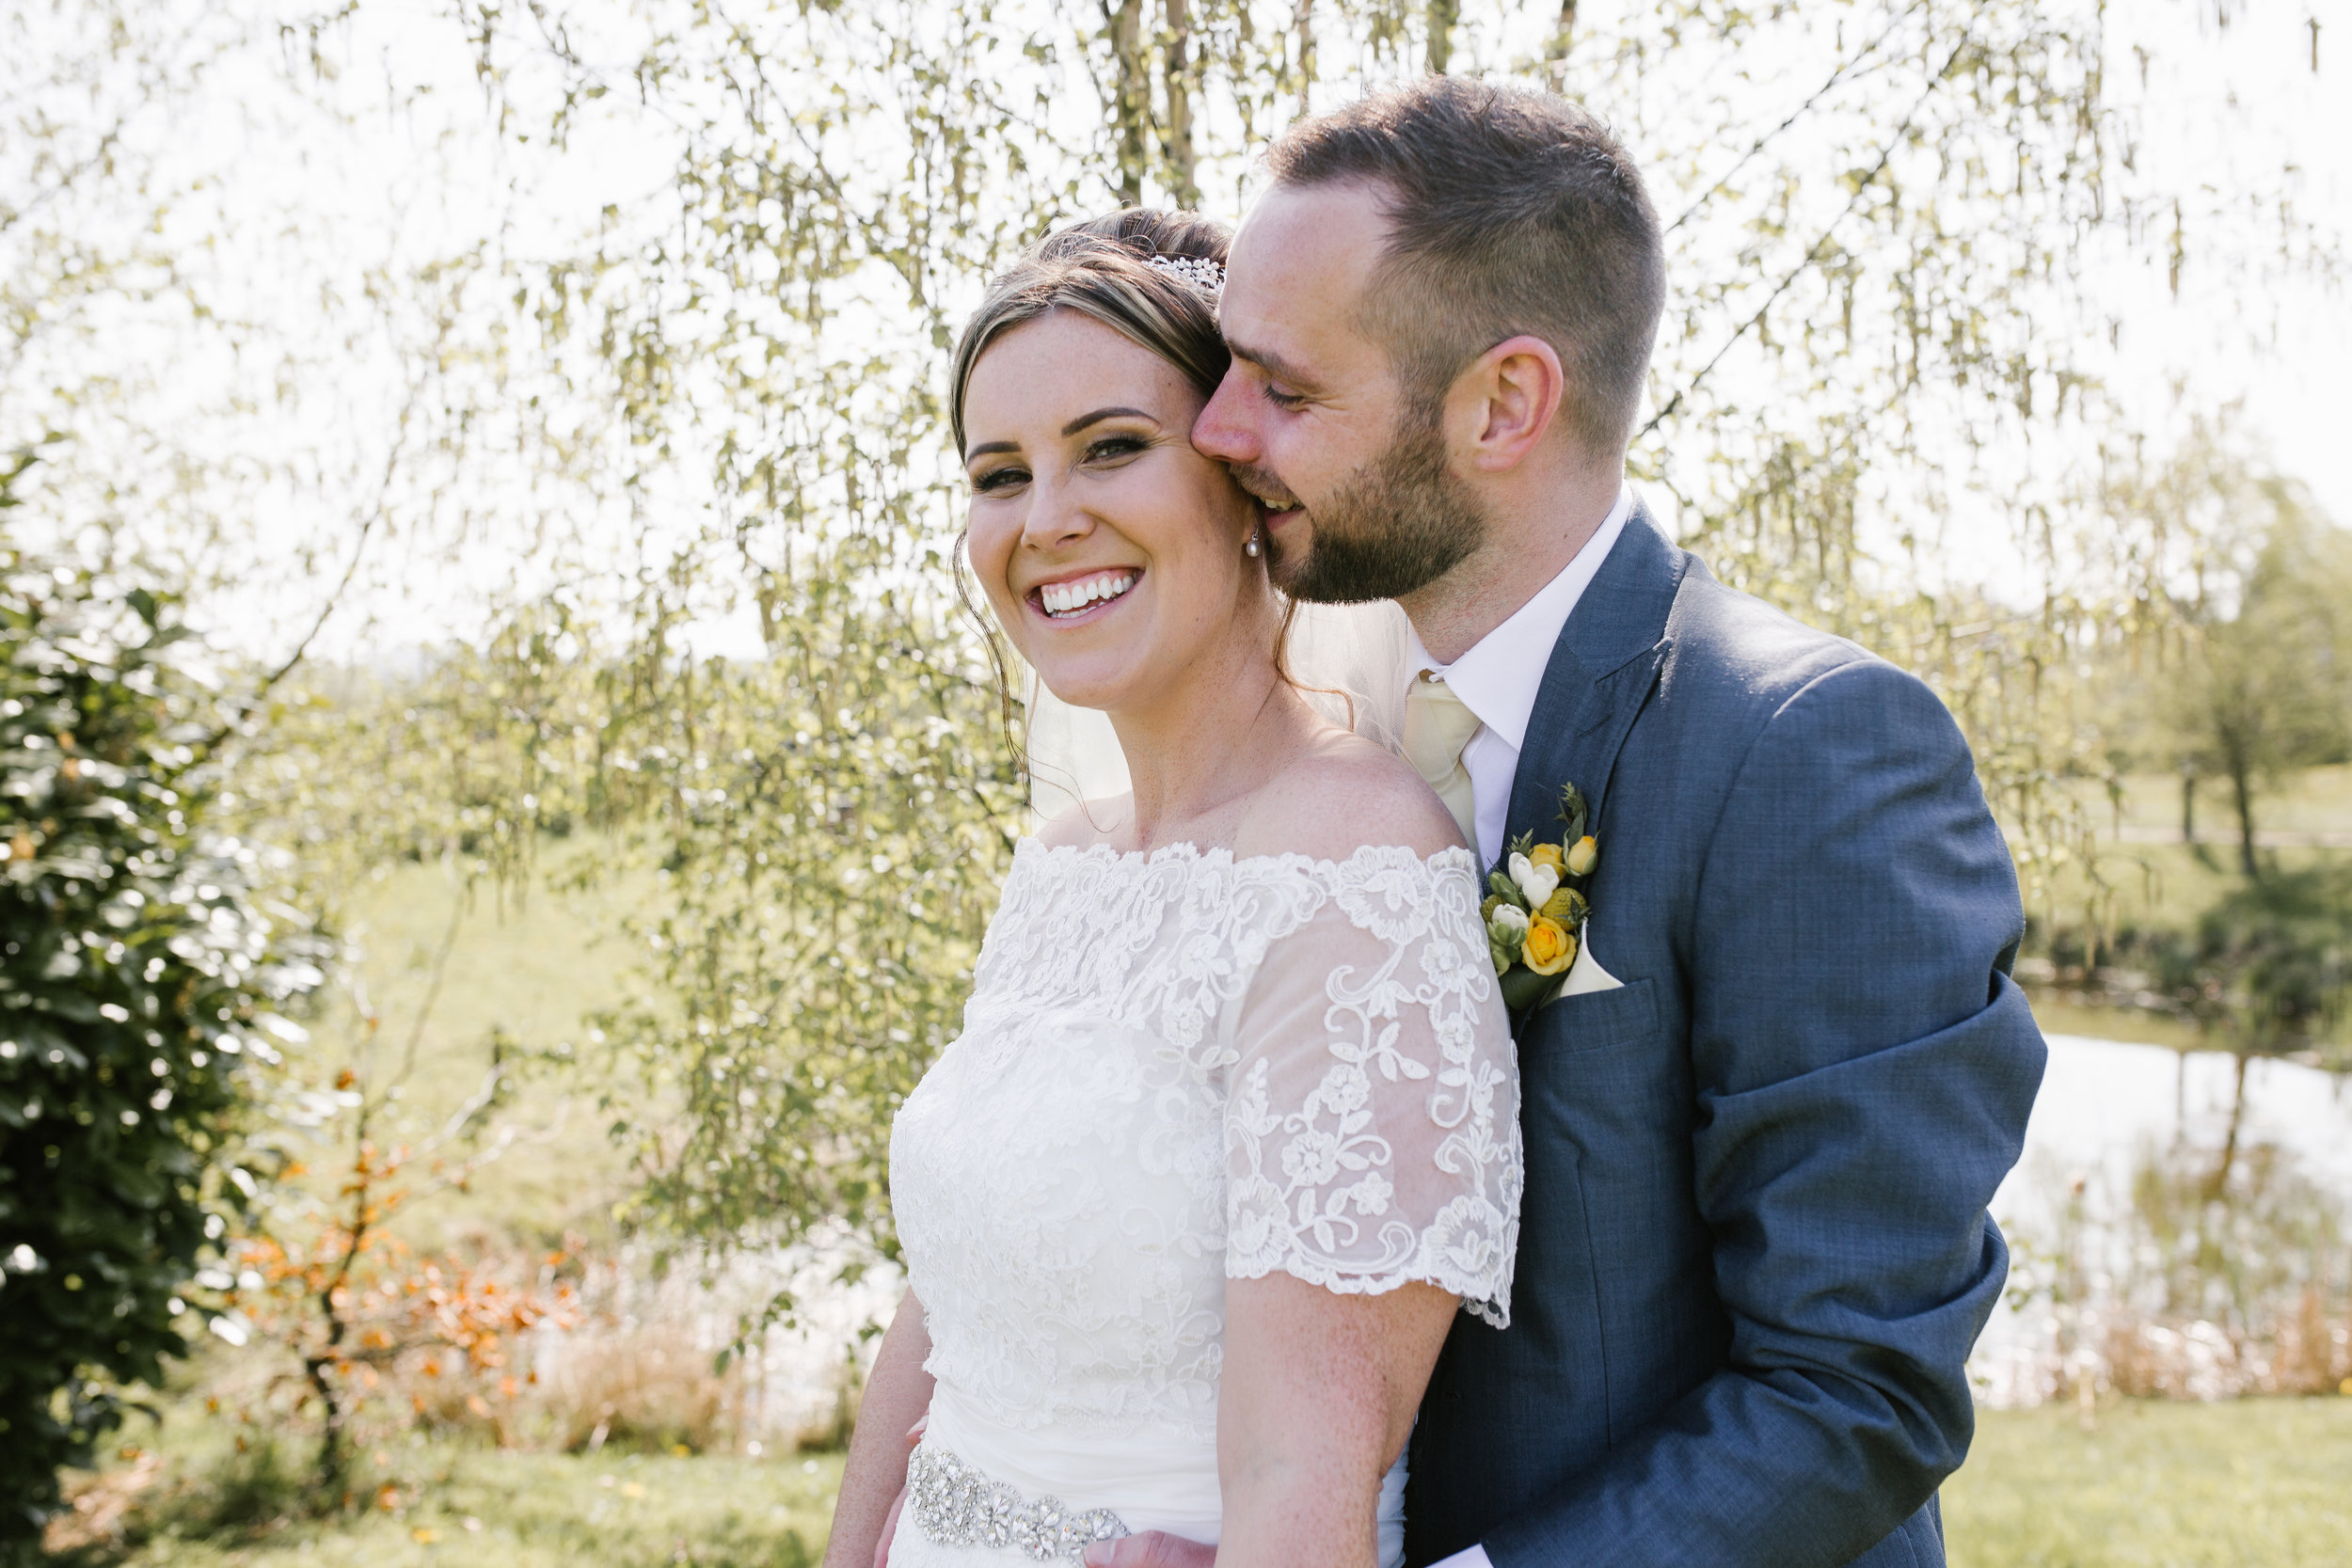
[1557,782,1589,844]
[1487,870,1525,907]
[1499,963,1557,1012]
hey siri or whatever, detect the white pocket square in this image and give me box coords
[1559,928,1624,996]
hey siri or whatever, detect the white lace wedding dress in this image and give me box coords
[886,839,1523,1567]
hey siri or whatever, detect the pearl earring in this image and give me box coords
[1244,529,1263,559]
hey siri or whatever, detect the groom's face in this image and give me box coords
[1195,181,1486,604]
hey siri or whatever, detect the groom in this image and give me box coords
[1108,78,2046,1568]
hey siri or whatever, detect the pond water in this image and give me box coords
[1972,1033,2352,1403]
[1994,1034,2352,1228]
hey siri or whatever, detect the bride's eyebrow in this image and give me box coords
[1061,406,1159,436]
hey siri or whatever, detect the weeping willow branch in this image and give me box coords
[1642,27,1973,440]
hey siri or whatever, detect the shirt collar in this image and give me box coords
[1406,484,1633,752]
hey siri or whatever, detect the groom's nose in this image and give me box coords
[1191,366,1259,465]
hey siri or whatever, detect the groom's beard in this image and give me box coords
[1262,409,1488,606]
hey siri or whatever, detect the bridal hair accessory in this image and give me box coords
[1484,781,1599,1012]
[906,1441,1129,1562]
[1145,252,1225,293]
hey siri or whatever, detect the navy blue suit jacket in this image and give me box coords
[1403,506,2045,1568]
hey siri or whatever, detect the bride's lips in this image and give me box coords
[1025,566,1143,627]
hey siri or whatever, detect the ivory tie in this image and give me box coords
[1401,672,1484,853]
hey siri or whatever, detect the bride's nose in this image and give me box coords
[1019,472,1098,553]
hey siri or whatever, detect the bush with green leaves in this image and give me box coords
[0,457,324,1554]
[2148,866,2352,1064]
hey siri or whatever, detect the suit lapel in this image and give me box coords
[1502,503,1689,853]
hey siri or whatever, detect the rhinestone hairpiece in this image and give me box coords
[906,1442,1130,1563]
[1146,253,1225,293]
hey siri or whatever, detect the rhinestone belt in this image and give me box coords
[904,1441,1131,1563]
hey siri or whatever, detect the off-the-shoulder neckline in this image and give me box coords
[1012,837,1478,875]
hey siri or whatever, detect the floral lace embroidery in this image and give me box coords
[889,841,1520,1443]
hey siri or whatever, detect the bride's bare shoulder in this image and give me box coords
[1232,730,1467,864]
[1031,795,1135,851]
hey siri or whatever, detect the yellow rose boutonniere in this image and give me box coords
[1522,915,1575,975]
[1484,782,1600,1012]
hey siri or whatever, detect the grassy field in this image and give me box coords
[69,1445,844,1568]
[283,846,657,1252]
[2032,767,2349,943]
[2094,765,2351,845]
[61,1398,2352,1567]
[1947,1400,2352,1568]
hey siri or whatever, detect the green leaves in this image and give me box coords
[0,458,325,1546]
[590,562,1023,1270]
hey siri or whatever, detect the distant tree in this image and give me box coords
[2129,444,2352,878]
[0,451,324,1556]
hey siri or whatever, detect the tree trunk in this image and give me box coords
[1549,0,1580,71]
[1426,0,1459,73]
[1105,0,1150,207]
[1163,0,1198,207]
[2228,753,2260,879]
[306,1337,351,1495]
[1292,0,1316,114]
[2180,766,2196,842]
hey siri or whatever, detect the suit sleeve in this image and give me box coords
[1484,657,2046,1568]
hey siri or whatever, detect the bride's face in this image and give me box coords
[962,309,1268,715]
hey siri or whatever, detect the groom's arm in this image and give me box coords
[1483,657,2044,1568]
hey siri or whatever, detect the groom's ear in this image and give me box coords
[1455,334,1565,475]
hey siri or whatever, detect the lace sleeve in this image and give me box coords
[1221,847,1522,1326]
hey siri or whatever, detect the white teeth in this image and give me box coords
[1039,571,1137,618]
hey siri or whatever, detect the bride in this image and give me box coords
[822,210,1523,1568]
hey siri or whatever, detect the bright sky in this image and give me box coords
[2103,3,2348,522]
[7,0,2344,662]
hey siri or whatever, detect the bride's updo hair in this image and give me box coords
[949,209,1232,455]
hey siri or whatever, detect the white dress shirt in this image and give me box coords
[1406,484,1633,870]
[1410,482,1630,1568]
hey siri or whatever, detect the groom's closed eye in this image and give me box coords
[1224,340,1322,402]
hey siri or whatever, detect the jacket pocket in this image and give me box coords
[1523,975,1657,1057]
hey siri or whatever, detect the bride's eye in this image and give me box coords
[1082,435,1148,464]
[972,464,1030,495]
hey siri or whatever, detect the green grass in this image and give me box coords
[283,845,660,1252]
[2093,766,2351,843]
[2035,767,2351,936]
[67,1435,843,1568]
[1947,1400,2352,1568]
[70,1398,2352,1568]
[2019,767,2348,1047]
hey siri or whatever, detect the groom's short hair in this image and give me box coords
[1264,78,1663,457]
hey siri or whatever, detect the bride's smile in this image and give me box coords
[1031,566,1139,621]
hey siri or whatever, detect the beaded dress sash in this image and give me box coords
[906,1443,1129,1563]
